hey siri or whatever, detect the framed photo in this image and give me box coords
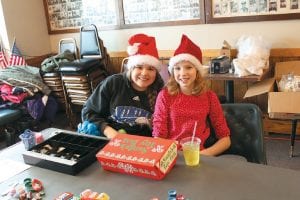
[205,0,300,24]
[121,0,205,28]
[43,0,119,34]
[43,0,205,34]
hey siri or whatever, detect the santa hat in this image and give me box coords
[127,34,161,71]
[169,35,204,75]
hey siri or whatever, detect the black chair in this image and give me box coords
[59,38,79,59]
[0,109,22,146]
[41,38,78,111]
[205,103,267,164]
[58,24,110,127]
[80,25,103,59]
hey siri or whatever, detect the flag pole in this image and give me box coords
[0,36,4,51]
[11,37,16,50]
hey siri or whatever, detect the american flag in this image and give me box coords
[0,44,8,69]
[9,40,26,66]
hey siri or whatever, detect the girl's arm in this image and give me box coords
[152,90,169,138]
[204,91,231,156]
[81,78,111,135]
[103,125,119,139]
[200,136,231,156]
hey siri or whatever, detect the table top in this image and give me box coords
[269,112,300,120]
[1,128,300,200]
[205,70,269,82]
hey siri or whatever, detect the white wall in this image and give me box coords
[1,0,51,57]
[49,19,300,53]
[1,0,299,56]
[0,1,9,49]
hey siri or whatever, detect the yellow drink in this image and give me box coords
[182,143,200,166]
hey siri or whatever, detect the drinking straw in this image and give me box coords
[191,121,198,144]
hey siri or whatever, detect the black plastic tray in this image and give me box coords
[22,131,109,175]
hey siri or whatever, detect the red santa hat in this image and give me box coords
[127,33,161,71]
[169,34,205,75]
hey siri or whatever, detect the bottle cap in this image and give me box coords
[168,189,177,197]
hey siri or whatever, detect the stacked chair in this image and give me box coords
[42,38,79,111]
[58,24,110,127]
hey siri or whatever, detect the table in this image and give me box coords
[206,72,268,103]
[1,128,300,200]
[291,119,298,157]
[269,113,300,157]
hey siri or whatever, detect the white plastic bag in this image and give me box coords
[233,35,271,77]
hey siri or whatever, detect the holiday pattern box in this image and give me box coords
[96,134,177,180]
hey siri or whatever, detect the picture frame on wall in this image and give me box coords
[121,0,205,28]
[43,0,205,34]
[43,0,300,34]
[205,0,300,24]
[43,0,119,34]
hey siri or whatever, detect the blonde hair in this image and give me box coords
[166,68,207,96]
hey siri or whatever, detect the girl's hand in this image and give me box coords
[103,126,119,139]
[135,117,151,126]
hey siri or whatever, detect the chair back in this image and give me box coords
[120,57,129,73]
[205,103,267,164]
[59,38,78,59]
[80,24,104,59]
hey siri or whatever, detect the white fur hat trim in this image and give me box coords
[127,54,161,71]
[168,53,205,76]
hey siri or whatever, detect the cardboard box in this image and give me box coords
[219,40,232,58]
[96,134,177,180]
[244,61,300,119]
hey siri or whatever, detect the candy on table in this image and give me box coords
[32,179,43,192]
[167,189,188,200]
[34,132,44,144]
[168,189,177,197]
[54,192,74,200]
[80,189,110,200]
[176,194,185,200]
[98,192,110,200]
[2,178,45,200]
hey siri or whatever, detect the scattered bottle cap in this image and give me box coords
[168,189,177,197]
[176,194,185,200]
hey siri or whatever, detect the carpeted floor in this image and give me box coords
[1,111,300,171]
[265,135,300,170]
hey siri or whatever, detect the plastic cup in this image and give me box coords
[19,130,36,150]
[180,137,201,166]
[34,132,44,144]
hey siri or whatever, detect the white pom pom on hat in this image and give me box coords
[127,33,161,71]
[127,43,140,56]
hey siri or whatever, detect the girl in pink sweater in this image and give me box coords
[152,35,231,156]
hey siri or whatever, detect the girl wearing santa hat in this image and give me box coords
[81,34,164,139]
[152,35,231,156]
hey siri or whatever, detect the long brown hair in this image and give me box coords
[166,67,207,96]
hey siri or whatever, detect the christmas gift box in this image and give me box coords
[96,134,177,180]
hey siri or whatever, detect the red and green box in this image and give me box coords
[96,134,177,180]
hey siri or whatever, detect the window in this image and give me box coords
[43,0,205,34]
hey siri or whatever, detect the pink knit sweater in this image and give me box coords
[152,89,230,149]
